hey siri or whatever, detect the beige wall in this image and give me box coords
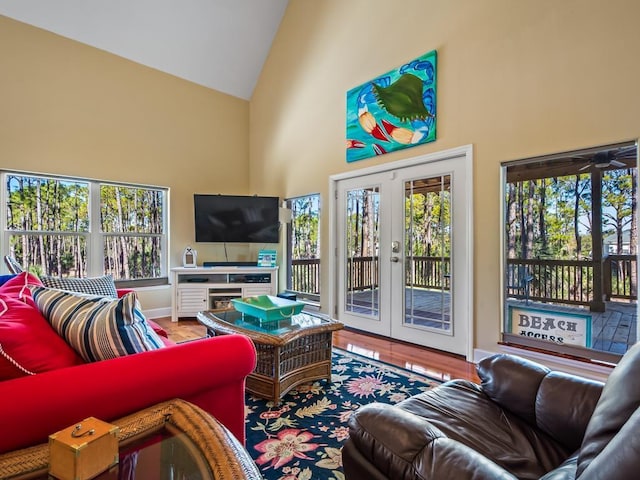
[250,0,640,354]
[3,1,640,350]
[0,16,252,310]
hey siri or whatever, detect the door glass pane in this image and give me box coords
[345,187,380,317]
[404,175,451,332]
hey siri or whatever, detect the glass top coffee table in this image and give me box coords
[197,309,343,402]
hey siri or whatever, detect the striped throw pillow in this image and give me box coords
[40,275,118,298]
[29,286,165,362]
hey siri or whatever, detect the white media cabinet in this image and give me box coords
[171,266,278,322]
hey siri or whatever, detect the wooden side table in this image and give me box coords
[198,310,344,402]
[0,399,261,480]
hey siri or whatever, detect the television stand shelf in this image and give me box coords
[170,266,278,322]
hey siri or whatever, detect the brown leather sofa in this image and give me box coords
[343,342,640,480]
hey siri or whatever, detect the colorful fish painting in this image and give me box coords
[346,50,437,162]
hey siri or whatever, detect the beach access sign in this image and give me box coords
[508,306,592,347]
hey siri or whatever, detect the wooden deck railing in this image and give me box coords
[290,258,321,295]
[603,255,638,300]
[507,259,594,306]
[507,255,637,308]
[293,255,637,307]
[347,256,379,291]
[407,256,451,290]
[291,256,452,294]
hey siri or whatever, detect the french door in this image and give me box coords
[332,147,473,357]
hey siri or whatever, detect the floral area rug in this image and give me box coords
[244,348,443,480]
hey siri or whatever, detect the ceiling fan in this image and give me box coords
[578,147,636,171]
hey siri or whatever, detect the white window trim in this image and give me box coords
[285,192,321,298]
[1,170,169,281]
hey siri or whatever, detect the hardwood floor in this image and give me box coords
[154,317,479,383]
[156,317,206,343]
[333,328,479,382]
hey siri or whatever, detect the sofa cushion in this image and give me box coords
[535,371,603,453]
[347,399,521,480]
[0,271,42,306]
[0,274,16,286]
[30,286,166,362]
[146,318,170,340]
[478,353,550,426]
[538,454,578,480]
[40,274,118,298]
[0,294,83,380]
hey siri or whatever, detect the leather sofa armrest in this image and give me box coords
[346,402,517,480]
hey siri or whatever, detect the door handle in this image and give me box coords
[390,256,400,263]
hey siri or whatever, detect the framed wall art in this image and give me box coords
[346,50,437,163]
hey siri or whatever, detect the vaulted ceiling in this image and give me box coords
[0,0,289,100]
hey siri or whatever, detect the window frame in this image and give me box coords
[1,170,169,287]
[500,141,638,364]
[285,193,321,303]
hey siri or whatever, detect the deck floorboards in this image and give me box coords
[349,288,636,354]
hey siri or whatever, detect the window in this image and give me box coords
[2,171,168,286]
[286,194,320,302]
[100,184,165,282]
[501,141,638,363]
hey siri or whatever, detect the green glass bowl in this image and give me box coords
[231,295,304,321]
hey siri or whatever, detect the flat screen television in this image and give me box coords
[194,194,280,243]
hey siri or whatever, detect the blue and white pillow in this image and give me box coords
[29,286,165,363]
[40,275,118,298]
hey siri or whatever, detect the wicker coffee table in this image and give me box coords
[0,399,261,480]
[197,309,343,402]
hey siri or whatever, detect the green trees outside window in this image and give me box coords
[101,185,164,280]
[503,142,638,360]
[3,172,167,282]
[287,194,320,296]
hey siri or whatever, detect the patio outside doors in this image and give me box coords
[332,147,473,357]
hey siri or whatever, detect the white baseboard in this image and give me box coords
[144,307,171,320]
[473,347,613,382]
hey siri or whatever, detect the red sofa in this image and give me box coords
[0,273,257,454]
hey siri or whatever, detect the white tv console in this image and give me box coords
[170,266,278,322]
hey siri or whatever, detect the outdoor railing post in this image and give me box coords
[591,258,606,312]
[603,256,612,301]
